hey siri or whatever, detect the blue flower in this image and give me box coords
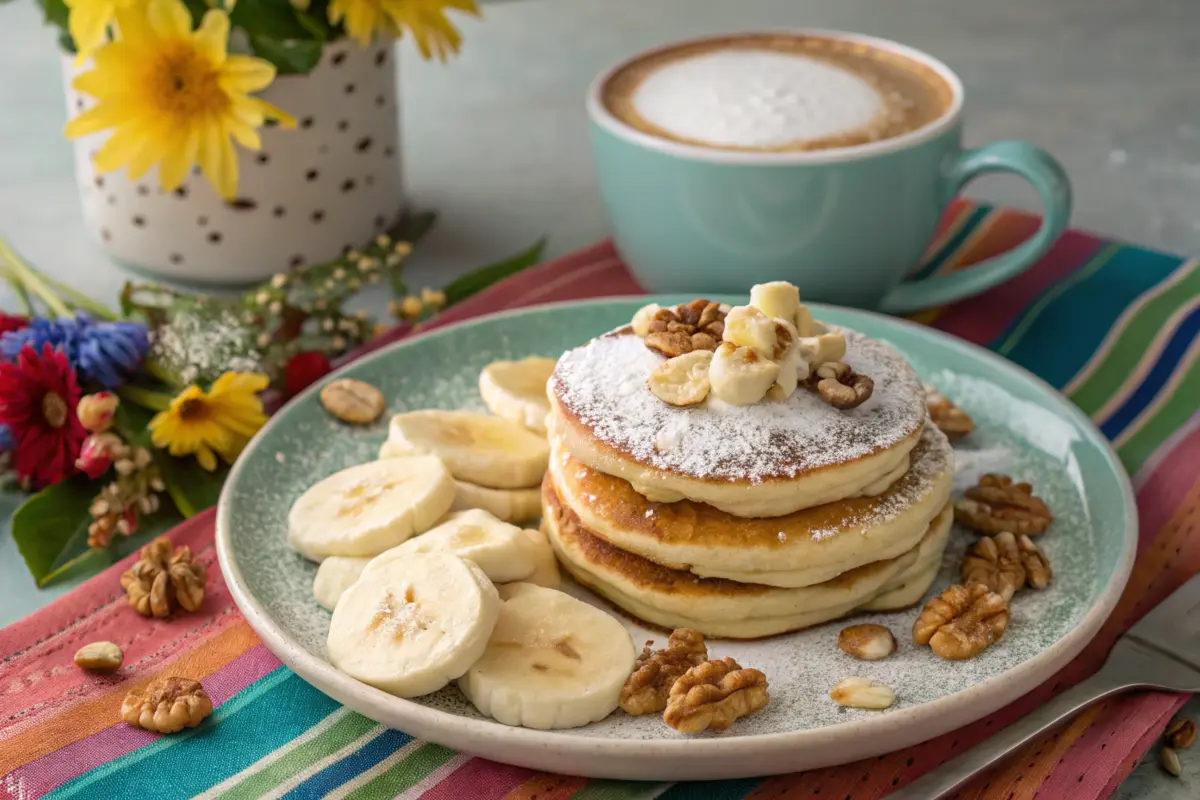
[0,424,13,451]
[0,313,148,389]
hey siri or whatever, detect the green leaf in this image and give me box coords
[248,35,325,75]
[155,453,229,518]
[388,211,439,245]
[11,479,96,587]
[37,0,69,30]
[442,238,547,306]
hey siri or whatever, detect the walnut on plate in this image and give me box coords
[924,386,974,439]
[620,628,708,716]
[955,474,1053,536]
[808,361,874,409]
[642,299,727,358]
[120,536,206,618]
[663,657,769,734]
[1017,534,1053,590]
[121,676,213,733]
[961,531,1026,601]
[913,583,1009,660]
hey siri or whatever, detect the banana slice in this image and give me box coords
[458,583,636,729]
[512,527,560,590]
[722,305,778,356]
[288,456,456,561]
[647,350,713,407]
[452,480,542,524]
[631,304,663,337]
[749,281,801,323]
[380,410,549,490]
[709,342,780,405]
[328,553,500,697]
[313,556,371,610]
[364,509,538,584]
[479,357,558,434]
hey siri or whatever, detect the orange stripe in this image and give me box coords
[502,774,589,800]
[958,701,1111,800]
[0,621,260,774]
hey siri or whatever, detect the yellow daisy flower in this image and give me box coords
[328,0,479,60]
[64,0,142,62]
[150,372,270,471]
[64,0,296,200]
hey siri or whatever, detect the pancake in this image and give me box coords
[549,327,927,517]
[542,478,953,638]
[549,423,953,588]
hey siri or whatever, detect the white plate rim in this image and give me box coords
[216,297,1138,780]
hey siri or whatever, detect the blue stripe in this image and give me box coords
[279,728,413,799]
[50,670,341,800]
[1100,303,1200,439]
[911,205,992,279]
[989,247,1189,389]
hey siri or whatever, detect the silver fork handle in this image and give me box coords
[887,671,1131,799]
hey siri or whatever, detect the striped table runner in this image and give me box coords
[3,201,1198,800]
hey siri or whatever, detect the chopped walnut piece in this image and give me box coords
[641,300,726,356]
[961,531,1026,601]
[663,657,769,734]
[837,624,896,661]
[955,474,1053,536]
[1167,718,1197,750]
[830,677,896,710]
[121,676,213,733]
[620,629,708,716]
[924,386,975,439]
[1017,534,1052,590]
[913,583,1010,660]
[120,536,207,618]
[808,361,874,409]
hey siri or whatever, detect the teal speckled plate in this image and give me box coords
[216,298,1136,781]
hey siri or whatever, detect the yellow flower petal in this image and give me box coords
[210,372,270,396]
[64,102,127,138]
[195,444,218,472]
[220,56,276,93]
[158,124,200,190]
[68,0,116,61]
[195,9,231,64]
[147,0,194,39]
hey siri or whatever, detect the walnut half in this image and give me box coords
[120,536,207,618]
[961,531,1025,601]
[913,583,1010,660]
[620,629,708,716]
[955,474,1053,536]
[809,361,873,409]
[663,657,769,734]
[121,676,213,733]
[642,300,727,357]
[924,386,974,439]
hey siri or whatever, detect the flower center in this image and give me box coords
[42,392,68,429]
[151,44,229,119]
[178,397,208,421]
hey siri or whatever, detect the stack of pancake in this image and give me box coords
[541,321,954,639]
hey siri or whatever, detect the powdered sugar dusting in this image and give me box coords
[552,328,925,481]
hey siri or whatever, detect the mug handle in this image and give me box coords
[877,140,1072,315]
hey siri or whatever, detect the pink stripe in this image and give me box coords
[1100,700,1187,798]
[4,644,280,798]
[1039,692,1187,798]
[418,758,534,800]
[1133,424,1200,549]
[932,231,1104,345]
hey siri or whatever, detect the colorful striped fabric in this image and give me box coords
[3,201,1199,800]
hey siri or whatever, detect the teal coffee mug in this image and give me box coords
[586,31,1072,313]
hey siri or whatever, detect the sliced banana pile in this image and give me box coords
[478,356,557,434]
[328,553,500,697]
[458,583,637,729]
[365,509,540,585]
[287,456,456,561]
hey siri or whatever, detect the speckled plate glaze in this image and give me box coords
[216,298,1137,781]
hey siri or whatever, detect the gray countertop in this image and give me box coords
[1,0,1197,794]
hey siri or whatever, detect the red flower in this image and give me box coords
[0,314,27,336]
[284,351,332,397]
[0,344,87,488]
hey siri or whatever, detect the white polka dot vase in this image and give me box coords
[62,40,404,285]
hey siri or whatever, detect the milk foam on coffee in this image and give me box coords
[631,50,885,150]
[601,34,954,153]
